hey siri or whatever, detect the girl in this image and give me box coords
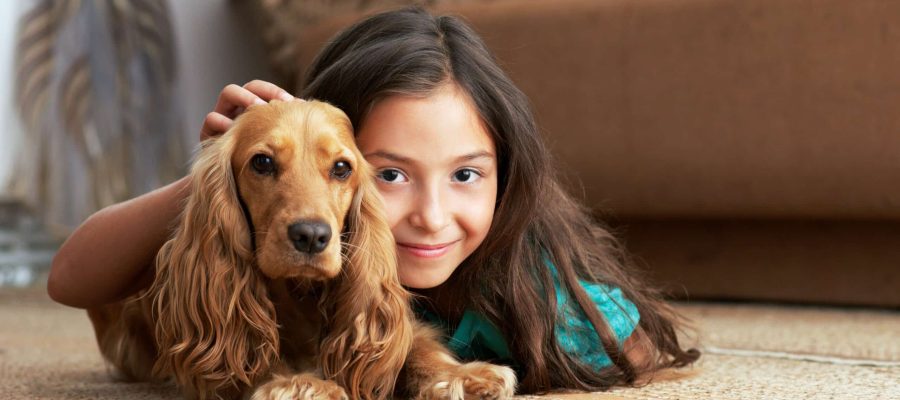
[49,6,699,394]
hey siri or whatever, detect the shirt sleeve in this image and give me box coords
[550,265,641,370]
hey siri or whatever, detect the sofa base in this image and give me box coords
[616,219,900,307]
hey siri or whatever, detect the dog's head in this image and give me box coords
[229,100,361,280]
[150,100,412,400]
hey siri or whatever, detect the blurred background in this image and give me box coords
[1,0,898,309]
[0,0,275,288]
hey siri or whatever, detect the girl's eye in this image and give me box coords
[376,168,408,183]
[331,160,353,180]
[251,154,276,175]
[452,168,481,183]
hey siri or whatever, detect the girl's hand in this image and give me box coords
[200,80,295,141]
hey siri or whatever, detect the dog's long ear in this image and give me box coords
[320,166,414,400]
[149,135,279,399]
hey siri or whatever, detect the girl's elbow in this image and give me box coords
[47,255,70,304]
[623,330,653,369]
[47,254,85,308]
[46,208,106,308]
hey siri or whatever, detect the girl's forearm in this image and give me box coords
[47,176,190,308]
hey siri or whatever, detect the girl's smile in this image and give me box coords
[397,240,461,259]
[356,83,498,289]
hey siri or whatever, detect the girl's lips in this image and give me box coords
[397,241,458,258]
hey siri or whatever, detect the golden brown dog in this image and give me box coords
[86,100,516,400]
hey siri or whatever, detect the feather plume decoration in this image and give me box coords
[11,0,187,237]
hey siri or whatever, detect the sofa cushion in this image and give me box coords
[445,0,900,220]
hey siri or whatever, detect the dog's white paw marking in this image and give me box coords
[251,374,348,400]
[419,362,517,399]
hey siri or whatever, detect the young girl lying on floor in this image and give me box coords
[49,6,699,394]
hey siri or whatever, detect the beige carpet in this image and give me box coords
[2,286,898,399]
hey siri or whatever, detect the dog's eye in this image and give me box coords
[251,154,276,175]
[331,161,352,180]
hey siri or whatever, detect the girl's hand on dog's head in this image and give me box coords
[200,80,297,141]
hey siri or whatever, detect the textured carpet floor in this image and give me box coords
[1,287,898,399]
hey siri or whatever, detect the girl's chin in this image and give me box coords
[397,264,455,289]
[399,275,446,289]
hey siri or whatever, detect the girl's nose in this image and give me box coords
[409,187,450,233]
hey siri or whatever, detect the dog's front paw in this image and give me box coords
[418,362,516,400]
[251,373,348,400]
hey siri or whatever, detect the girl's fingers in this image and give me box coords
[204,80,295,141]
[214,84,266,118]
[243,79,294,102]
[200,111,233,141]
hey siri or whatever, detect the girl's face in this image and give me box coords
[356,83,498,289]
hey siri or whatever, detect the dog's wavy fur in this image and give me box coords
[87,100,516,400]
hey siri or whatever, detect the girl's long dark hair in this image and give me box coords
[301,6,699,393]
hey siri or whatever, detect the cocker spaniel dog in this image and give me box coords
[86,100,516,399]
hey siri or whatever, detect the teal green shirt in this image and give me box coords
[415,262,641,370]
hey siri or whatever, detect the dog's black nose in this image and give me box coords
[288,221,332,254]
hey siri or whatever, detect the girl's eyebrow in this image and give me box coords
[363,150,495,164]
[455,150,495,163]
[364,150,411,163]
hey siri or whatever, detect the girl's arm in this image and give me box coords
[47,177,190,308]
[623,330,652,368]
[47,80,294,308]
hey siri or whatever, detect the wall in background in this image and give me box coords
[0,0,274,196]
[170,0,275,155]
[0,2,23,191]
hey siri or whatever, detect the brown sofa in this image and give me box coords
[248,0,900,308]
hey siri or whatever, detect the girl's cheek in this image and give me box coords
[464,181,498,234]
[376,188,408,230]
